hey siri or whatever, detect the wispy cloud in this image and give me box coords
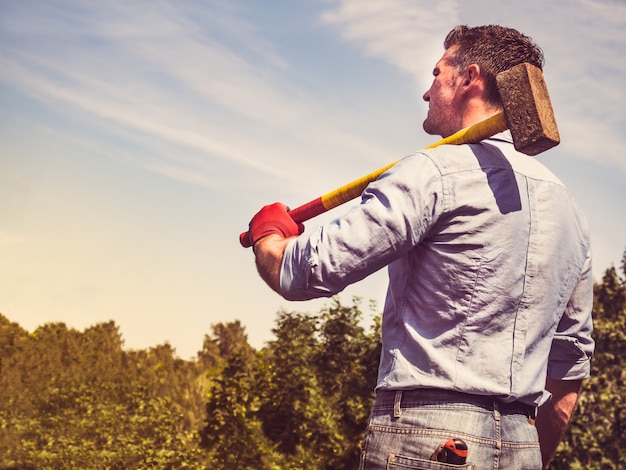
[0,2,293,169]
[2,0,625,193]
[1,0,624,357]
[0,1,408,199]
[538,0,626,173]
[320,0,626,174]
[320,0,460,89]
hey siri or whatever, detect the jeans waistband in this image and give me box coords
[375,388,537,421]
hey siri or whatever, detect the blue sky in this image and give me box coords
[1,0,624,358]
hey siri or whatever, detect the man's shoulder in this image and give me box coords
[414,140,496,175]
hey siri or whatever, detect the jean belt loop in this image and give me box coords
[492,398,501,421]
[528,405,537,425]
[393,391,403,418]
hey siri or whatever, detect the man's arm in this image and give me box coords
[535,377,583,469]
[253,234,292,294]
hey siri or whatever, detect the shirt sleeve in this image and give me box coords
[547,245,595,380]
[280,152,444,301]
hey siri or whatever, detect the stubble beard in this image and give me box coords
[422,113,438,136]
[423,111,449,138]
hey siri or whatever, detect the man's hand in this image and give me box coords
[245,202,304,248]
[536,378,583,469]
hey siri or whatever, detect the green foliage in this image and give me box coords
[0,320,206,469]
[1,251,624,469]
[200,322,277,469]
[200,299,382,470]
[1,385,204,469]
[550,253,626,469]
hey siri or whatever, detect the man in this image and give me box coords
[244,25,594,469]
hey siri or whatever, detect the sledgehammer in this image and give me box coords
[240,63,559,248]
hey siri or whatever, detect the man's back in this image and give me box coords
[377,133,594,407]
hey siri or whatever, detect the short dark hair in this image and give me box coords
[444,25,545,107]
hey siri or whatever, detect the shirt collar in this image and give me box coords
[488,130,513,144]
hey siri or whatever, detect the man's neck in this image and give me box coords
[459,99,502,130]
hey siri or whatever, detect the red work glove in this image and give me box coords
[241,202,304,248]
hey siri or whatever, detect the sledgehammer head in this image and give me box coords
[496,63,560,156]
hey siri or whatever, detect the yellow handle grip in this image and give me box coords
[240,112,508,248]
[320,112,507,213]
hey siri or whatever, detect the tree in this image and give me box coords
[199,322,278,469]
[551,250,626,469]
[257,309,344,469]
[3,247,625,470]
[253,299,381,470]
[314,299,381,469]
[0,319,205,469]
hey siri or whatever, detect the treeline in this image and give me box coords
[0,253,624,469]
[0,299,380,469]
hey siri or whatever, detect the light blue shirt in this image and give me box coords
[280,132,594,407]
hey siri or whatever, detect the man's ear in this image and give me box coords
[467,64,481,83]
[460,64,482,93]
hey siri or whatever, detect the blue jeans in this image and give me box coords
[359,389,541,470]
